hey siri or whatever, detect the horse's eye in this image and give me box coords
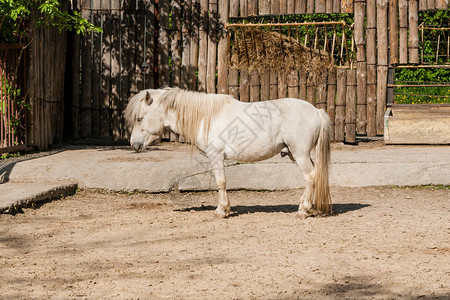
[137,117,143,122]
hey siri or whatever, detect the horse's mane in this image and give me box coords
[124,88,169,127]
[159,88,234,145]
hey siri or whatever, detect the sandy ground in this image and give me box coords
[1,187,449,299]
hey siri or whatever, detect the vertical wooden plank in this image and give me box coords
[366,64,377,136]
[71,33,80,139]
[259,0,271,14]
[435,0,447,9]
[409,0,419,64]
[80,8,92,138]
[296,0,307,14]
[181,0,192,89]
[229,68,240,99]
[389,0,399,65]
[229,0,239,98]
[111,9,121,140]
[249,71,260,102]
[345,68,357,143]
[92,10,101,138]
[306,75,316,105]
[377,0,389,135]
[198,0,208,92]
[399,0,408,64]
[418,0,427,10]
[146,0,156,89]
[159,0,170,87]
[217,0,229,94]
[307,0,315,13]
[326,0,333,13]
[326,69,337,140]
[278,72,287,98]
[240,70,250,102]
[354,0,366,62]
[299,70,307,100]
[356,61,367,134]
[333,0,341,13]
[171,0,182,87]
[189,0,199,90]
[100,9,111,138]
[341,0,354,13]
[271,0,280,14]
[280,0,287,14]
[288,0,295,14]
[316,73,327,110]
[287,70,299,99]
[260,71,270,101]
[316,0,326,13]
[240,0,248,16]
[269,72,278,100]
[135,5,145,92]
[207,0,218,93]
[376,66,387,135]
[248,0,257,15]
[427,0,436,9]
[335,68,346,142]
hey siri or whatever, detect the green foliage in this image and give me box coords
[0,0,101,43]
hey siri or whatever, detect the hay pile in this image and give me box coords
[230,28,335,83]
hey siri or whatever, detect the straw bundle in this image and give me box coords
[230,28,335,83]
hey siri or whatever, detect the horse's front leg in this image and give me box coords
[210,157,230,218]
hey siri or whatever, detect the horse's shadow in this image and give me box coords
[176,203,370,217]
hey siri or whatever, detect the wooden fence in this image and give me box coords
[69,0,449,145]
[0,44,28,154]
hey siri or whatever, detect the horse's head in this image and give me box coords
[125,90,166,152]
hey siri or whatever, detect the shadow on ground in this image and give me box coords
[176,203,370,216]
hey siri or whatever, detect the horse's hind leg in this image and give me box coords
[210,158,230,218]
[293,153,315,219]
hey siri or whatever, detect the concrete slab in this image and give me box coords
[1,143,449,196]
[0,182,78,213]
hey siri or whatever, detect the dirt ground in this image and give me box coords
[1,186,449,299]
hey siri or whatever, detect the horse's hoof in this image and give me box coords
[296,212,310,219]
[215,208,229,218]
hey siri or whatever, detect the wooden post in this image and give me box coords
[248,0,257,15]
[326,0,333,13]
[189,0,199,90]
[345,68,357,143]
[306,75,316,105]
[80,7,92,138]
[377,0,389,135]
[335,68,346,141]
[389,0,399,65]
[111,8,121,140]
[159,0,170,87]
[409,0,419,64]
[280,0,287,14]
[181,0,191,89]
[287,71,299,99]
[92,9,102,139]
[366,0,376,66]
[198,0,208,92]
[288,0,295,14]
[259,0,271,14]
[171,0,182,87]
[341,0,354,13]
[427,0,436,9]
[71,33,80,139]
[356,62,367,134]
[366,64,377,136]
[217,0,228,94]
[229,0,239,98]
[399,0,408,64]
[271,0,280,14]
[333,0,341,12]
[326,69,337,140]
[206,0,217,93]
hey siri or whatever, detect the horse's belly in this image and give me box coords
[224,139,284,162]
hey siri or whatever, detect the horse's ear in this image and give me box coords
[145,91,154,106]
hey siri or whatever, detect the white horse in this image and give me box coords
[124,88,332,218]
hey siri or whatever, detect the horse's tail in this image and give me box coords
[314,109,332,215]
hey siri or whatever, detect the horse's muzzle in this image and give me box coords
[131,142,144,152]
